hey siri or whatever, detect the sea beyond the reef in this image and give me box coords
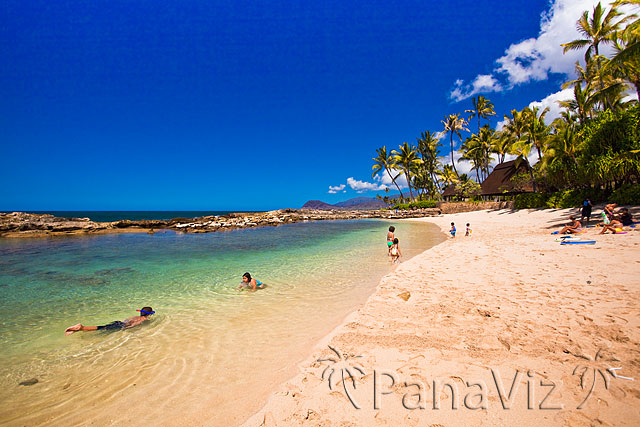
[0,211,249,222]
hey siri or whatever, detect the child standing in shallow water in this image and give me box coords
[450,222,456,238]
[389,238,402,263]
[387,226,395,249]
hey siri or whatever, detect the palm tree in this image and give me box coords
[509,138,537,192]
[437,164,459,188]
[416,130,442,194]
[459,136,484,182]
[561,2,630,110]
[392,142,423,200]
[492,130,513,164]
[441,113,469,176]
[372,146,404,199]
[558,82,596,124]
[525,106,550,163]
[466,96,496,134]
[607,29,640,101]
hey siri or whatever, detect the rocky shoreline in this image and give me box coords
[0,208,442,238]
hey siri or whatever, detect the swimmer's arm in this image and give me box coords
[251,279,257,291]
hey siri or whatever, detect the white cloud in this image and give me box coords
[449,0,633,101]
[528,87,574,123]
[327,184,346,194]
[346,177,387,193]
[450,74,504,102]
[372,168,408,189]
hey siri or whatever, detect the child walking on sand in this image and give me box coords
[450,222,456,238]
[465,223,472,236]
[389,238,402,263]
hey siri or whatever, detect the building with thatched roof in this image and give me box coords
[440,160,534,201]
[480,160,534,200]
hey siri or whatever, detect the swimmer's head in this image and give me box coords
[389,226,395,232]
[242,272,252,282]
[138,306,155,317]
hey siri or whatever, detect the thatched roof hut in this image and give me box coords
[480,160,534,197]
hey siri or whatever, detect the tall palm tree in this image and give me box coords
[459,136,484,182]
[558,82,596,124]
[561,2,630,110]
[525,106,550,163]
[509,138,537,192]
[607,29,640,101]
[466,96,496,134]
[416,130,442,193]
[392,142,422,200]
[437,164,459,188]
[372,146,404,199]
[441,113,468,176]
[492,130,513,164]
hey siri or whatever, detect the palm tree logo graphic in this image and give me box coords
[572,349,634,409]
[318,345,365,409]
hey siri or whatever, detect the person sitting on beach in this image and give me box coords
[65,307,155,335]
[581,198,593,224]
[599,208,633,234]
[237,272,265,291]
[558,216,582,234]
[389,238,402,263]
[465,223,472,236]
[450,222,456,238]
[597,203,617,226]
[387,226,395,248]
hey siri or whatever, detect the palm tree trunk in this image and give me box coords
[385,167,404,199]
[450,134,458,175]
[405,168,414,200]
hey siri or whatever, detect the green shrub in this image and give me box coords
[610,183,640,205]
[391,200,437,210]
[514,193,548,209]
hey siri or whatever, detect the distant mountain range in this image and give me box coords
[302,195,399,210]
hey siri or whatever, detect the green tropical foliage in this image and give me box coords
[369,3,639,206]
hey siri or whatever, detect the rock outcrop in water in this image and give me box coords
[0,208,441,237]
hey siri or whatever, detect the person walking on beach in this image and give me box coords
[389,238,402,263]
[450,222,456,238]
[237,272,265,291]
[387,226,395,248]
[581,198,593,224]
[465,223,472,236]
[65,307,155,335]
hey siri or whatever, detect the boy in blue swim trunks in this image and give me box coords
[65,306,155,335]
[450,222,456,238]
[237,272,265,291]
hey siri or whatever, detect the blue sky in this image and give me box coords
[0,0,616,210]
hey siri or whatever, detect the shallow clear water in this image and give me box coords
[0,219,443,426]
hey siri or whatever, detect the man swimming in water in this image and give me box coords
[64,306,155,335]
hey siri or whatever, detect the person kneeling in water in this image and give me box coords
[237,272,265,291]
[64,307,155,335]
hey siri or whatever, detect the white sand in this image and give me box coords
[244,208,640,426]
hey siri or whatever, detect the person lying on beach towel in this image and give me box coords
[558,216,582,234]
[65,307,154,335]
[237,272,265,291]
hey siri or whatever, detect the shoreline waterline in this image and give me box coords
[0,219,444,426]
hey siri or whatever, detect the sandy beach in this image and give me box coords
[244,208,640,426]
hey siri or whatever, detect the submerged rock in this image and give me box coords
[19,378,39,386]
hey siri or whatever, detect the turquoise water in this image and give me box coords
[0,219,443,426]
